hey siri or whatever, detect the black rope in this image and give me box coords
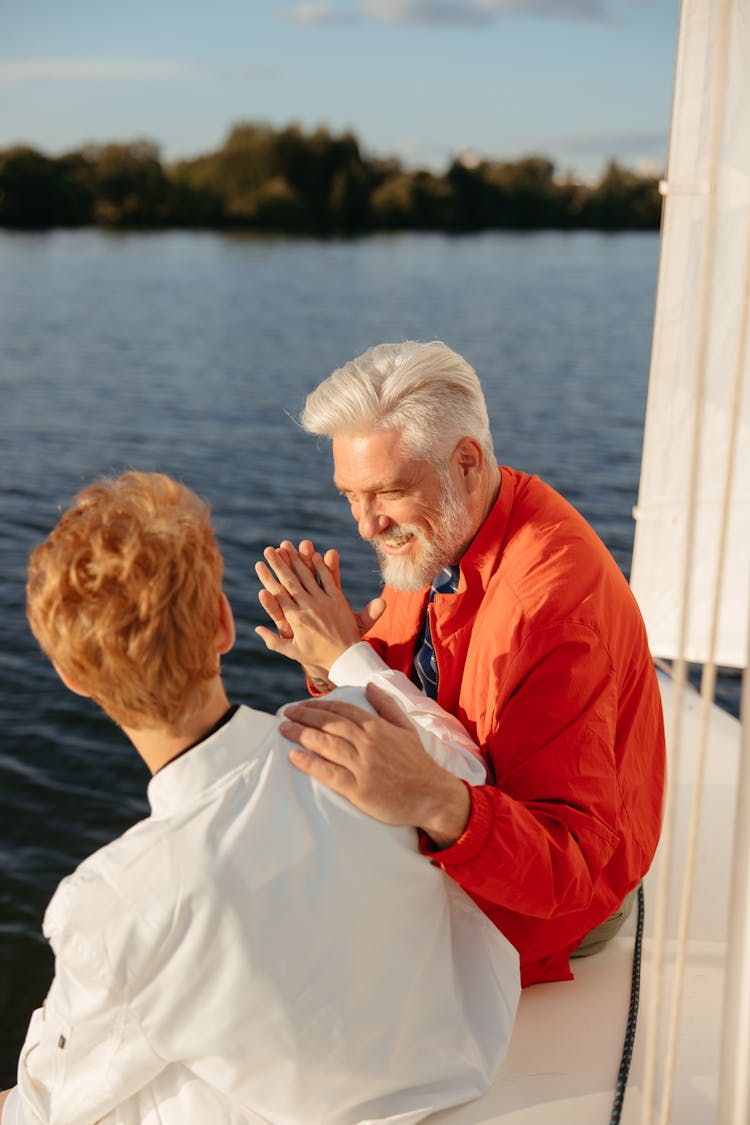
[609,882,645,1125]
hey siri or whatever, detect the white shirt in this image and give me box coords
[4,674,519,1125]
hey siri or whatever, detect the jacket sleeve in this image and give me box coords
[13,886,164,1125]
[426,624,623,920]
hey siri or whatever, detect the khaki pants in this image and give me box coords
[571,886,638,959]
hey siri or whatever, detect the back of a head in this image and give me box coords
[301,340,494,464]
[26,471,223,733]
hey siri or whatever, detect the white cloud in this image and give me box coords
[475,0,610,19]
[0,60,210,83]
[362,0,490,23]
[287,0,614,24]
[0,59,275,86]
[564,127,667,158]
[283,2,358,23]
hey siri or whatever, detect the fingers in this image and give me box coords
[255,624,295,656]
[280,709,362,776]
[356,596,387,636]
[279,717,353,758]
[263,546,320,597]
[281,698,374,735]
[255,559,294,605]
[323,548,341,590]
[284,540,318,580]
[258,540,342,600]
[311,552,341,596]
[259,543,345,611]
[364,682,414,729]
[298,540,316,570]
[258,589,293,639]
[296,544,341,598]
[287,746,355,794]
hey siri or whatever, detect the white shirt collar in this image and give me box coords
[146,705,277,818]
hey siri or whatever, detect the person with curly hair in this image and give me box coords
[1,470,519,1125]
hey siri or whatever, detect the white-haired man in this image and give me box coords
[256,340,666,988]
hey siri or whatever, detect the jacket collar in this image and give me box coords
[147,705,278,817]
[454,465,517,593]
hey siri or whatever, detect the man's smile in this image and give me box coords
[374,528,419,554]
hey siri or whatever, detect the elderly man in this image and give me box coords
[255,339,666,988]
[1,470,519,1125]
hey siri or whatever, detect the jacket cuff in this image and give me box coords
[419,781,495,867]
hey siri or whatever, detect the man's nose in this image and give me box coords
[357,501,388,541]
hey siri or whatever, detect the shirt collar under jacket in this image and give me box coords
[147,705,278,818]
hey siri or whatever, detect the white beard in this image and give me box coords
[370,479,474,593]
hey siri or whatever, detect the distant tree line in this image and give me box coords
[0,122,662,233]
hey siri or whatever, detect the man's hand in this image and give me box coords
[256,540,327,642]
[256,541,332,687]
[279,682,471,848]
[256,541,385,676]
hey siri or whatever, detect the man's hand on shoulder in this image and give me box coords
[279,682,471,849]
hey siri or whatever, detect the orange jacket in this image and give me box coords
[364,467,665,986]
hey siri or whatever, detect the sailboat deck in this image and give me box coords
[427,672,740,1123]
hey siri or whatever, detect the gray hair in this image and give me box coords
[300,341,495,464]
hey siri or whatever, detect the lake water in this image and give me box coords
[0,226,676,1080]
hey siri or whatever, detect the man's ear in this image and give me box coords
[217,592,236,656]
[452,437,484,489]
[53,664,91,699]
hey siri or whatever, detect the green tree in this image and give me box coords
[249,176,306,228]
[447,159,503,230]
[0,126,663,233]
[0,147,92,226]
[176,122,372,230]
[76,142,170,225]
[370,170,455,229]
[585,161,662,230]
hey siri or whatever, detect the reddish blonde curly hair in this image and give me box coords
[27,471,224,733]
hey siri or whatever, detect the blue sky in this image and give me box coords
[2,0,678,177]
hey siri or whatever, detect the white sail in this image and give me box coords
[630,3,750,1122]
[630,0,750,670]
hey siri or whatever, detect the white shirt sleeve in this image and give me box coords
[327,642,486,786]
[12,885,164,1125]
[1,1087,24,1125]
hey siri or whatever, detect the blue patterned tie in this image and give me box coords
[414,566,460,699]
